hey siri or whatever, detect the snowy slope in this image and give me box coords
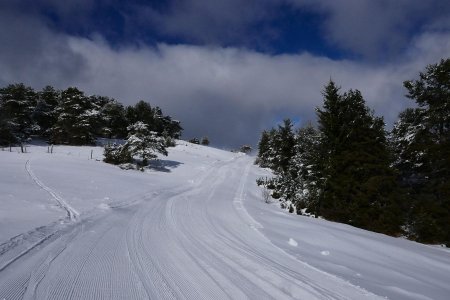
[0,142,449,299]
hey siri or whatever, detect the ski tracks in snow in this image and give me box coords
[1,156,386,299]
[25,160,79,221]
[0,160,79,277]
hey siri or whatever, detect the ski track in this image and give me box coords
[0,155,387,299]
[25,160,79,221]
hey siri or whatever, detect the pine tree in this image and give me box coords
[289,124,322,213]
[256,130,271,167]
[317,84,401,234]
[393,58,450,244]
[99,99,128,139]
[124,122,168,166]
[273,119,295,174]
[0,83,37,145]
[33,86,60,138]
[51,87,97,145]
[103,143,132,165]
[126,100,182,139]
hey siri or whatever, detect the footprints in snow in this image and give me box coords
[287,238,330,257]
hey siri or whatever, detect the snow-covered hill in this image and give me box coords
[0,142,449,299]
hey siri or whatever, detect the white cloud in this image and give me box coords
[1,5,449,147]
[58,33,449,146]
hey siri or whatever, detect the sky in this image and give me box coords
[1,0,449,148]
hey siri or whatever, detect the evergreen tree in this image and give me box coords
[33,86,60,137]
[126,100,182,139]
[269,119,295,174]
[317,85,401,234]
[288,124,322,213]
[124,122,168,166]
[51,87,97,145]
[393,58,450,244]
[256,130,271,167]
[103,143,132,165]
[0,83,37,145]
[99,99,128,139]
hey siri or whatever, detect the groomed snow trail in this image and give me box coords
[0,155,383,299]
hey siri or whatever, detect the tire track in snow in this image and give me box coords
[25,160,79,221]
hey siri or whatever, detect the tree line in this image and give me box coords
[0,84,182,147]
[256,58,450,246]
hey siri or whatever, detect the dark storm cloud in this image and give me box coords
[134,0,275,47]
[0,7,88,88]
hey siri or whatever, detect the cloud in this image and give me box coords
[0,7,89,87]
[285,0,450,60]
[135,0,450,59]
[1,3,449,147]
[134,0,274,46]
[9,33,446,147]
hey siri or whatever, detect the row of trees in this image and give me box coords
[256,59,450,245]
[0,84,182,146]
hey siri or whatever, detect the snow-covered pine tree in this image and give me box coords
[126,100,182,139]
[33,85,60,138]
[124,121,168,166]
[103,143,132,165]
[274,119,295,174]
[98,98,128,139]
[288,124,322,214]
[50,87,97,145]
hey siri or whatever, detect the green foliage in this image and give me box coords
[239,145,252,153]
[255,119,295,173]
[33,85,60,137]
[0,83,36,145]
[393,58,450,245]
[316,85,402,234]
[124,122,168,166]
[104,121,168,167]
[50,87,96,145]
[126,100,182,139]
[0,83,182,148]
[98,99,128,139]
[255,80,403,236]
[103,143,132,165]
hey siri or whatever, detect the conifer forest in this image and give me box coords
[256,58,450,245]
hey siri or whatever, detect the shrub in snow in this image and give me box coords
[189,138,200,144]
[201,137,210,145]
[240,145,252,154]
[103,143,132,165]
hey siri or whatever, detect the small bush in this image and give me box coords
[103,143,132,165]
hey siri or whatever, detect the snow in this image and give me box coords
[1,141,449,299]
